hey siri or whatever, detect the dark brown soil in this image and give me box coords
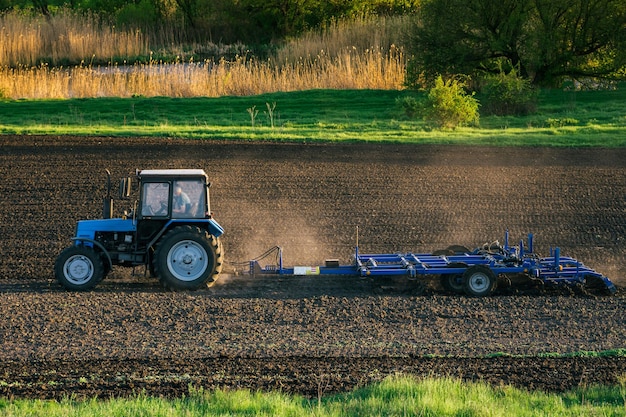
[0,135,625,400]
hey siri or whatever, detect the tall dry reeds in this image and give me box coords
[275,15,409,63]
[0,14,408,98]
[0,9,147,66]
[0,50,405,99]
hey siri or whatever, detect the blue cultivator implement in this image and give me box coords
[249,231,617,296]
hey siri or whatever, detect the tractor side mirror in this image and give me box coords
[119,177,131,200]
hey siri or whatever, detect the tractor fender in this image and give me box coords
[70,237,113,270]
[146,219,222,253]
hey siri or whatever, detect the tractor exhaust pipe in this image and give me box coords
[103,169,113,219]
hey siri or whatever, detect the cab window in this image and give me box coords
[141,182,170,217]
[172,180,205,218]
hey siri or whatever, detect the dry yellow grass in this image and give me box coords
[0,9,147,67]
[0,49,404,99]
[275,15,409,63]
[0,13,407,98]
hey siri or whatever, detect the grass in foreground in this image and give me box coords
[1,87,626,146]
[0,375,625,417]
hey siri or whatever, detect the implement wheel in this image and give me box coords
[54,245,104,291]
[463,265,497,297]
[446,245,470,254]
[440,274,464,293]
[440,262,467,294]
[433,245,471,256]
[153,225,221,291]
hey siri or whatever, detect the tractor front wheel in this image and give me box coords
[153,226,221,290]
[54,245,105,291]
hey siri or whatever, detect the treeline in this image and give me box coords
[406,0,626,87]
[1,0,625,93]
[0,0,419,44]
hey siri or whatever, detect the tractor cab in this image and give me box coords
[135,169,211,220]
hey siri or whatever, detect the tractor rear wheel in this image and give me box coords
[208,238,224,288]
[463,265,497,297]
[54,245,105,291]
[153,225,221,290]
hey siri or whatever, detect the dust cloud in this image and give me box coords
[218,198,331,274]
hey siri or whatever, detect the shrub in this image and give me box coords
[424,75,479,129]
[479,69,537,115]
[396,95,421,118]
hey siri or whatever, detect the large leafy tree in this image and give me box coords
[408,0,626,86]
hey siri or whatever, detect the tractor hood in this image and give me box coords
[75,218,136,240]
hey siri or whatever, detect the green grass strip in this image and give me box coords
[1,88,626,146]
[1,374,625,416]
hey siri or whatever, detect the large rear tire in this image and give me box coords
[463,265,497,297]
[153,225,220,290]
[207,238,224,288]
[54,245,104,291]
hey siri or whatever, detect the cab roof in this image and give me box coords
[137,169,208,179]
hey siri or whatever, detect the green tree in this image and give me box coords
[5,0,73,14]
[11,0,142,15]
[173,0,196,29]
[235,0,354,40]
[169,0,420,43]
[115,0,164,31]
[0,0,20,11]
[528,0,626,85]
[407,0,626,87]
[8,0,419,45]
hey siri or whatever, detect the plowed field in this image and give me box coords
[0,135,625,400]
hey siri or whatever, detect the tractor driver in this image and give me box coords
[172,185,191,215]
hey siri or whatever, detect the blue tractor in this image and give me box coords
[54,169,224,291]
